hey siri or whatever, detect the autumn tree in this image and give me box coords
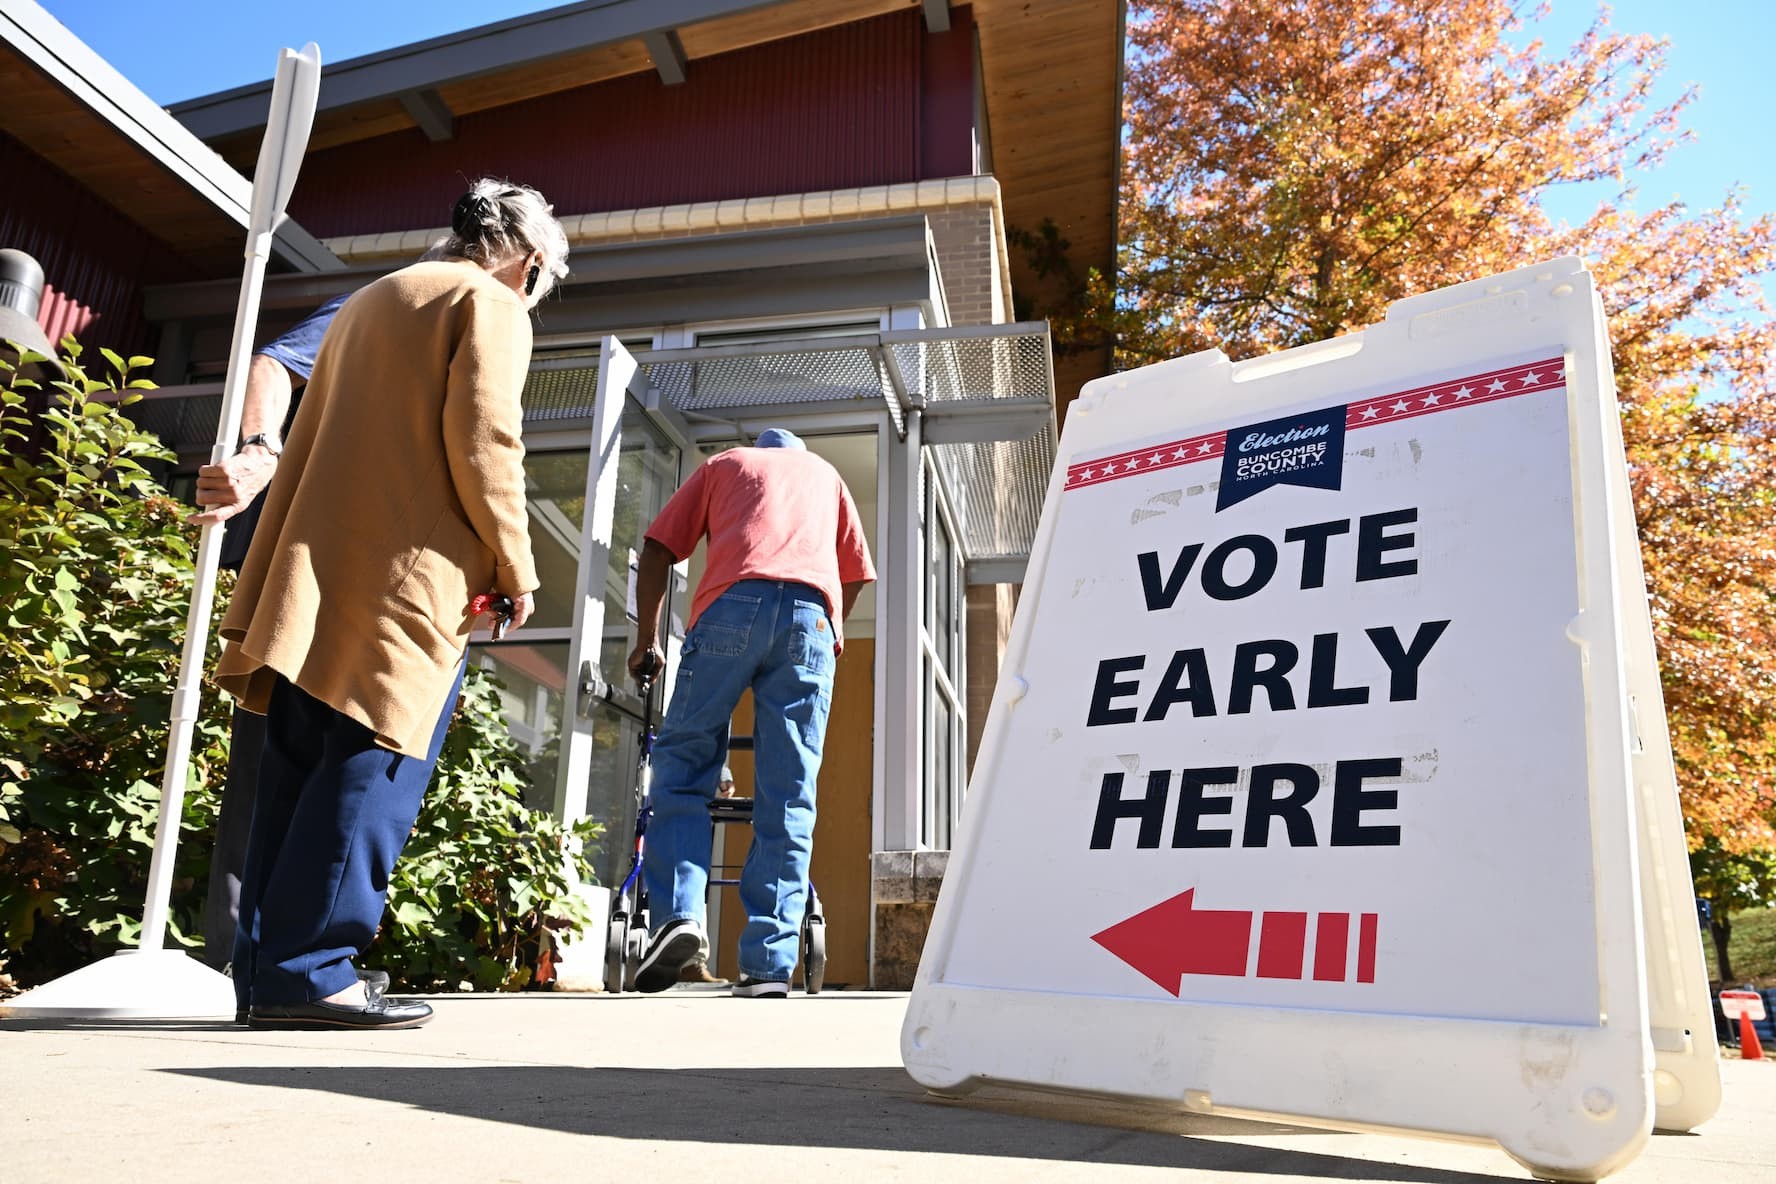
[1690,839,1776,981]
[1076,0,1776,862]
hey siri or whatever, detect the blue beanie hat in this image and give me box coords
[754,427,805,450]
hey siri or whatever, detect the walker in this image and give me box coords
[602,655,828,994]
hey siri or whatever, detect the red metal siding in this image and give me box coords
[289,8,979,240]
[922,5,976,181]
[0,131,194,356]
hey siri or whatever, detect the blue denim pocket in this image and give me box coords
[787,600,834,675]
[691,591,761,657]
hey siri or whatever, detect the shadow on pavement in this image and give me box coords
[166,1064,1522,1181]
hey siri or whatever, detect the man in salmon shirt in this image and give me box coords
[626,428,875,997]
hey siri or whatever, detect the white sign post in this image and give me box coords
[2,44,322,1020]
[902,258,1719,1182]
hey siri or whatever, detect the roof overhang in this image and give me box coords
[971,0,1124,407]
[172,0,793,143]
[166,0,1123,396]
[0,1,340,273]
[168,4,1124,314]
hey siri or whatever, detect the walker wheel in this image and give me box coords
[802,918,827,994]
[623,925,648,991]
[604,916,628,994]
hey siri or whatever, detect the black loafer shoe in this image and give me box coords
[248,996,433,1030]
[237,967,390,1022]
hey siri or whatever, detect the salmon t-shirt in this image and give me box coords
[644,447,877,650]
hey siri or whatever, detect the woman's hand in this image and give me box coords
[470,591,535,635]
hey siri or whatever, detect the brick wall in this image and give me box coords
[926,203,1003,327]
[964,583,1016,769]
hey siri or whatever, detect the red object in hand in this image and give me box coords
[470,593,516,640]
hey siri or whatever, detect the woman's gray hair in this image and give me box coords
[434,178,570,299]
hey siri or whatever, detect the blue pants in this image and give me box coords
[642,580,836,981]
[231,662,464,1009]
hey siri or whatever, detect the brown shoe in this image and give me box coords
[678,959,723,984]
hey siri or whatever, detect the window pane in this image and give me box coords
[933,511,954,672]
[523,450,589,630]
[599,399,680,673]
[468,641,570,812]
[933,687,954,850]
[580,699,645,890]
[921,655,935,848]
[694,321,880,347]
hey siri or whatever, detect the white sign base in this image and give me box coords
[0,950,235,1020]
[902,258,1719,1182]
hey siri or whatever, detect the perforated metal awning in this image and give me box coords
[635,323,1057,577]
[125,323,1058,578]
[895,324,1056,582]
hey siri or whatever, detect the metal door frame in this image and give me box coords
[551,336,690,821]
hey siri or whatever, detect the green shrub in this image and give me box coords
[0,338,601,993]
[379,671,602,992]
[0,341,227,984]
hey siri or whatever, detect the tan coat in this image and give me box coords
[215,260,539,756]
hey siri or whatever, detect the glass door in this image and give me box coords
[466,447,588,810]
[554,338,689,888]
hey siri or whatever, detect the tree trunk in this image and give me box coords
[1711,915,1735,982]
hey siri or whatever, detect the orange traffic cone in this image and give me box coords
[1740,1012,1765,1061]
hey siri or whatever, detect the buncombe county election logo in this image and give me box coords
[1216,404,1347,510]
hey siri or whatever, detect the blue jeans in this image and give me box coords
[232,661,465,1009]
[642,580,836,980]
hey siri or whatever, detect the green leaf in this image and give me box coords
[392,901,431,930]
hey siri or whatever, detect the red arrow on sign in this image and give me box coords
[1093,889,1379,995]
[1090,888,1252,995]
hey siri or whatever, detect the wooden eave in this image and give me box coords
[0,6,339,274]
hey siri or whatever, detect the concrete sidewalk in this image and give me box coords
[6,988,1773,1183]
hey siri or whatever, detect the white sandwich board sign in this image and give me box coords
[902,258,1719,1182]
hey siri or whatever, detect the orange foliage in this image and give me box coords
[1106,1,1776,849]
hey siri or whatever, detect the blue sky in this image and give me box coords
[40,0,1775,232]
[42,1,563,100]
[1522,1,1776,229]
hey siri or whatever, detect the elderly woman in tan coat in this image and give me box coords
[215,180,568,1030]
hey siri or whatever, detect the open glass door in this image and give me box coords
[553,338,690,890]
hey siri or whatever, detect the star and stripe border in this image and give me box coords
[1063,356,1568,492]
